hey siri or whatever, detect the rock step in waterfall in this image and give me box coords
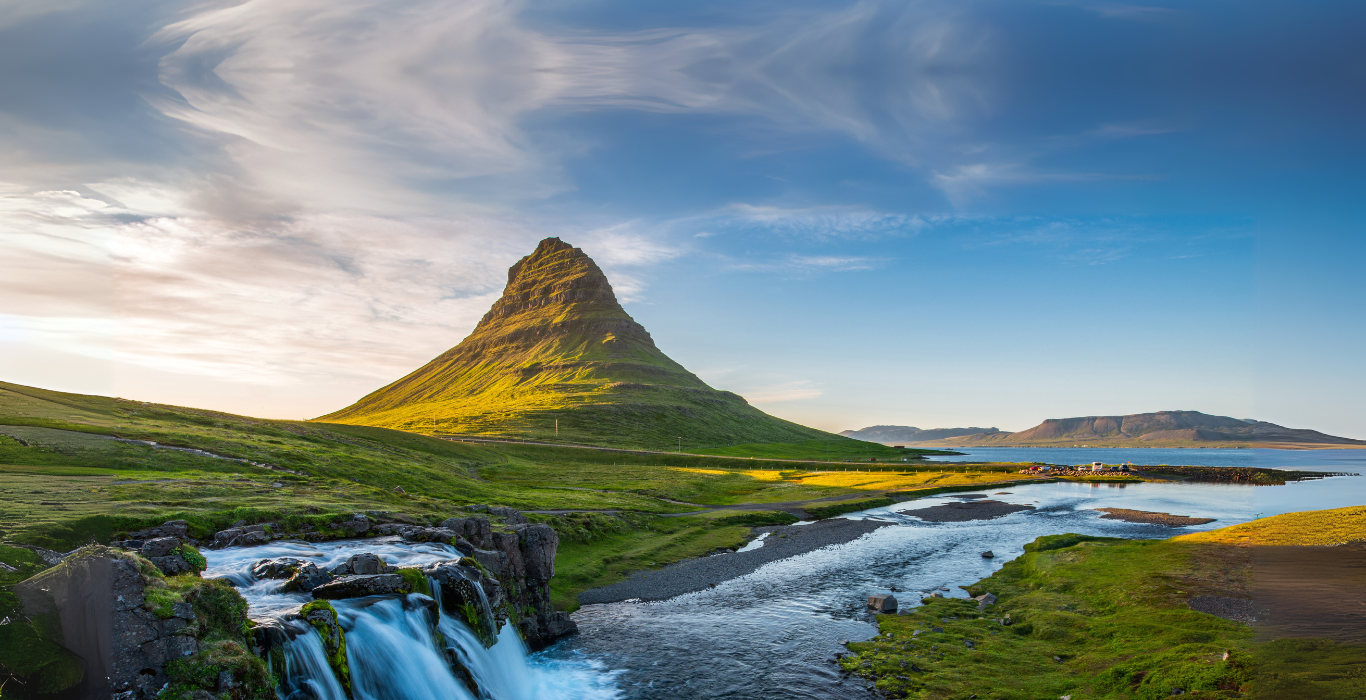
[6,505,583,699]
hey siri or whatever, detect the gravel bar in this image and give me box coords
[899,499,1035,522]
[577,518,895,604]
[1094,508,1215,526]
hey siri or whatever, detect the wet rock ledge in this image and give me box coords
[2,505,575,699]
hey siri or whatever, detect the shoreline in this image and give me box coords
[577,517,895,605]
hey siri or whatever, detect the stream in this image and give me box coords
[203,449,1365,700]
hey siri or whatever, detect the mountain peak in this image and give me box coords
[318,238,831,449]
[482,237,628,329]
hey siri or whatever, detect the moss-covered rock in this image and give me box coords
[301,600,351,695]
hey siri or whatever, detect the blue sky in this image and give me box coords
[1,0,1362,437]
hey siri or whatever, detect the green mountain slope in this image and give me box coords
[318,237,840,450]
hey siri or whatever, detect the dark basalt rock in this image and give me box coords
[130,519,190,541]
[311,573,409,599]
[332,552,392,576]
[282,562,333,593]
[12,547,201,698]
[147,554,193,576]
[211,526,271,549]
[252,557,306,580]
[140,537,180,558]
[518,524,558,582]
[441,517,495,549]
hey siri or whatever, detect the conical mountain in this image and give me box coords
[319,237,832,449]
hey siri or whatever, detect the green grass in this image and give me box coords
[843,533,1364,699]
[684,439,956,462]
[0,380,1037,551]
[538,511,754,610]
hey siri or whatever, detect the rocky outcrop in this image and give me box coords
[282,563,332,593]
[441,517,494,548]
[312,574,411,599]
[331,552,395,576]
[9,546,270,700]
[212,524,274,549]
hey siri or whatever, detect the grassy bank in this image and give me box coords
[843,510,1366,699]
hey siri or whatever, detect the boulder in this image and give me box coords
[148,555,194,576]
[441,517,494,549]
[252,557,305,580]
[211,528,270,549]
[130,520,190,541]
[140,537,180,558]
[282,563,332,593]
[342,513,371,534]
[12,547,202,698]
[981,551,995,559]
[311,574,409,599]
[333,553,387,576]
[868,594,898,612]
[517,524,558,582]
[974,592,998,610]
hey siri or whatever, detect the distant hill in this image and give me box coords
[318,237,852,451]
[911,410,1366,448]
[840,425,1003,444]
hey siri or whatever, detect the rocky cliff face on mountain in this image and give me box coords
[839,425,1003,444]
[913,410,1366,447]
[319,237,832,449]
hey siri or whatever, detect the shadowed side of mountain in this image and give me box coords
[911,410,1366,448]
[317,238,840,450]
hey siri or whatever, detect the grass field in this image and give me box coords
[0,381,1049,555]
[1174,505,1366,546]
[682,439,956,462]
[845,515,1366,699]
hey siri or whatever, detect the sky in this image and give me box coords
[1,0,1363,437]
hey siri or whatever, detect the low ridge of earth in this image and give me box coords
[913,409,1366,448]
[897,499,1035,522]
[577,518,893,605]
[1093,508,1216,527]
[318,237,850,451]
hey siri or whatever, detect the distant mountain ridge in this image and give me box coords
[318,237,841,450]
[840,425,1003,444]
[910,410,1365,447]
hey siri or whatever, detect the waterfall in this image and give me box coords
[275,593,620,700]
[204,540,619,700]
[333,596,477,700]
[276,620,347,700]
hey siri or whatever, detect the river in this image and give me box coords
[203,450,1366,700]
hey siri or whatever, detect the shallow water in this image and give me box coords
[548,453,1366,699]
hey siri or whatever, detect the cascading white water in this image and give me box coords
[277,620,347,700]
[333,596,477,700]
[203,539,621,700]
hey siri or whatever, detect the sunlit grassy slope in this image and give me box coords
[1174,505,1366,546]
[317,238,853,451]
[0,379,1018,549]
